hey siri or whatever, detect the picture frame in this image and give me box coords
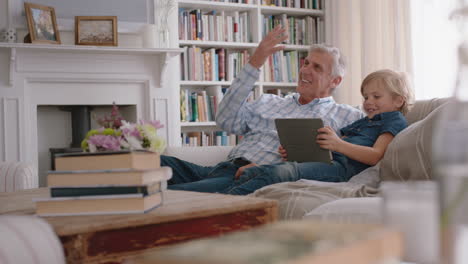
[24,2,61,44]
[75,16,118,46]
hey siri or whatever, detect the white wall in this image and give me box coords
[0,0,180,187]
[0,0,7,29]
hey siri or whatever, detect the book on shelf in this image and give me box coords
[180,47,250,82]
[181,131,239,147]
[50,180,167,197]
[263,50,305,83]
[262,14,321,46]
[47,167,172,187]
[54,150,160,171]
[265,88,294,98]
[35,192,164,216]
[180,8,251,42]
[124,220,402,264]
[181,86,225,123]
[261,0,322,9]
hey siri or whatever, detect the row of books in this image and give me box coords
[179,9,252,43]
[265,88,295,98]
[262,14,323,45]
[264,50,305,83]
[180,47,250,82]
[180,85,263,124]
[35,151,171,216]
[182,131,240,147]
[180,86,225,122]
[208,0,256,3]
[261,0,322,9]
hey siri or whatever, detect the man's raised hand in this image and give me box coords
[249,25,288,69]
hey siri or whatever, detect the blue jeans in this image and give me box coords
[223,160,356,195]
[162,155,238,193]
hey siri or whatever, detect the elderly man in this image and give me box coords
[164,26,363,193]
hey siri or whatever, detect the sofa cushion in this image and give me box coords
[303,197,383,224]
[380,101,449,181]
[405,98,449,125]
[164,146,233,166]
[251,179,378,220]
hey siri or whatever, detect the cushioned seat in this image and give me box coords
[304,197,383,224]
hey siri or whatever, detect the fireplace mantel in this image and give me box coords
[0,43,182,180]
[0,43,182,87]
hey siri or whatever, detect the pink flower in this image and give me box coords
[139,120,164,129]
[88,135,121,151]
[97,103,124,129]
[121,126,142,139]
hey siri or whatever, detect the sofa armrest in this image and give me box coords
[0,216,65,264]
[0,162,38,192]
[164,146,233,166]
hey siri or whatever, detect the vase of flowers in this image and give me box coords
[81,104,166,154]
[154,0,176,48]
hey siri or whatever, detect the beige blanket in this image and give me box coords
[250,166,380,220]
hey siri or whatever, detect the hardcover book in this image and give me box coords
[35,192,163,216]
[50,180,167,197]
[47,167,172,187]
[54,150,160,171]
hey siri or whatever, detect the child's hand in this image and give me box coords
[278,145,288,161]
[316,126,343,152]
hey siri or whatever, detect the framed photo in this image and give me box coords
[75,16,118,46]
[24,2,61,44]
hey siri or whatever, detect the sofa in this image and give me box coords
[0,98,449,223]
[165,97,450,222]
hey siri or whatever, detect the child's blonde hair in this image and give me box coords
[360,69,414,115]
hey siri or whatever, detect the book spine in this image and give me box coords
[50,183,164,197]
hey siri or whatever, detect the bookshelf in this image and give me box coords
[176,0,325,147]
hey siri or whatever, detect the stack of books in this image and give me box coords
[35,150,172,216]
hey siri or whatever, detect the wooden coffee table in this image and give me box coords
[0,188,278,264]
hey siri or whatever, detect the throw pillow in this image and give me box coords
[380,102,448,181]
[405,98,449,125]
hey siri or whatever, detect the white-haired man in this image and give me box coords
[163,26,364,193]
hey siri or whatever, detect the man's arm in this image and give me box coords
[216,26,288,134]
[215,64,260,134]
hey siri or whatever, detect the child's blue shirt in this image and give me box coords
[333,111,408,176]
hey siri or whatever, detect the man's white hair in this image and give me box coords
[308,44,346,79]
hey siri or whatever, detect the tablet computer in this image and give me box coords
[275,118,332,163]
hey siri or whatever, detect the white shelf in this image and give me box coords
[260,6,324,16]
[178,0,258,11]
[181,81,232,86]
[0,43,183,87]
[179,40,258,49]
[176,0,327,143]
[262,82,297,87]
[180,80,261,86]
[181,121,217,127]
[0,43,183,56]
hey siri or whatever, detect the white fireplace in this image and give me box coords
[0,43,181,186]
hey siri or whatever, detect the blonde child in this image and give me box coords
[224,69,413,195]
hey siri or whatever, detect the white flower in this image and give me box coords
[126,136,143,150]
[88,143,97,153]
